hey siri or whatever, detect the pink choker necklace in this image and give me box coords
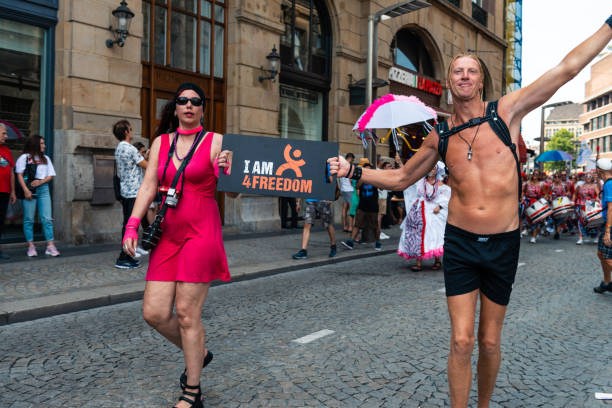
[177,125,203,135]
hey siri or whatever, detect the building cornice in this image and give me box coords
[234,9,285,35]
[335,46,365,63]
[582,85,612,103]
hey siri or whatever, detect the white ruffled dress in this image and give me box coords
[398,179,451,260]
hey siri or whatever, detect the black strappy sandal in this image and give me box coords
[180,351,213,390]
[174,383,203,408]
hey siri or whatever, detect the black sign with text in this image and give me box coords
[218,134,339,200]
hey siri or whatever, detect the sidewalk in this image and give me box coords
[0,225,402,325]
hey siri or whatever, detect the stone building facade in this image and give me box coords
[579,53,612,160]
[0,0,509,244]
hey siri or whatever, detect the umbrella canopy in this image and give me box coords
[353,94,437,132]
[535,150,573,162]
[0,120,24,139]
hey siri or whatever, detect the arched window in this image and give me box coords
[391,29,435,78]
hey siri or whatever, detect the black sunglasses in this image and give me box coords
[176,97,203,106]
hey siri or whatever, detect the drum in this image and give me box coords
[525,198,552,225]
[581,200,603,229]
[551,197,574,220]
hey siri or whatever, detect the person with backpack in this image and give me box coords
[328,16,612,407]
[15,135,59,257]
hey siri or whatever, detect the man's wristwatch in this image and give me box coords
[350,165,362,181]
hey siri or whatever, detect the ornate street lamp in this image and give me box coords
[258,46,281,82]
[106,1,135,48]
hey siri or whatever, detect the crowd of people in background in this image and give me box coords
[521,168,602,245]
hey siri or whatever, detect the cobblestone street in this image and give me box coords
[1,235,611,407]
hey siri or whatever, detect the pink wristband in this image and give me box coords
[122,216,140,246]
[213,157,230,178]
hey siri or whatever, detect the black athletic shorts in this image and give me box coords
[443,224,520,306]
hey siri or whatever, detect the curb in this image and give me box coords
[0,248,396,326]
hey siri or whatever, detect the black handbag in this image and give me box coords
[141,131,204,250]
[15,159,38,200]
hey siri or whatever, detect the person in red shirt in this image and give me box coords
[0,123,17,259]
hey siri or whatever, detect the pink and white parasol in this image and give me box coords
[353,94,437,151]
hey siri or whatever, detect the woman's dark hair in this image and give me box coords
[113,120,131,141]
[155,82,207,138]
[133,142,145,151]
[345,152,355,160]
[23,134,47,164]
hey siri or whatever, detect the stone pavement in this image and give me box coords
[0,233,611,407]
[0,225,401,325]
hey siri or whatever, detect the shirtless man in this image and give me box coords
[328,17,612,408]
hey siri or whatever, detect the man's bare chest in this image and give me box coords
[444,129,516,174]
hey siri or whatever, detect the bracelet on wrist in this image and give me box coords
[350,165,363,181]
[606,14,612,29]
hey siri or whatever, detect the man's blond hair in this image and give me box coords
[447,53,485,97]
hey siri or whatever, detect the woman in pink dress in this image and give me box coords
[122,82,236,408]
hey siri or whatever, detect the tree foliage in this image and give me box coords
[544,128,576,171]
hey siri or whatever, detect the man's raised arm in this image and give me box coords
[328,130,441,191]
[505,15,612,126]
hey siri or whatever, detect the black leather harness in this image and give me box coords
[435,100,522,200]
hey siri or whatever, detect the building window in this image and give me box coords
[142,0,225,78]
[604,94,609,105]
[472,0,487,27]
[279,0,331,142]
[598,116,602,129]
[604,114,608,128]
[278,84,323,141]
[604,136,608,153]
[391,30,435,78]
[280,0,331,78]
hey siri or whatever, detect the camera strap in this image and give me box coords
[157,130,205,220]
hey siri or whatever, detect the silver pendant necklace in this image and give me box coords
[450,102,485,161]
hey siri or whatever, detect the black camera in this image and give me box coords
[141,217,163,250]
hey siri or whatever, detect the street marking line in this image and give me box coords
[595,393,612,400]
[555,249,564,253]
[437,287,446,293]
[293,329,335,344]
[518,262,526,267]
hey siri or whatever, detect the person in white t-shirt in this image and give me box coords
[15,135,59,257]
[113,120,148,269]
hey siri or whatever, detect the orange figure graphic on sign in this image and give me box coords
[276,144,306,177]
